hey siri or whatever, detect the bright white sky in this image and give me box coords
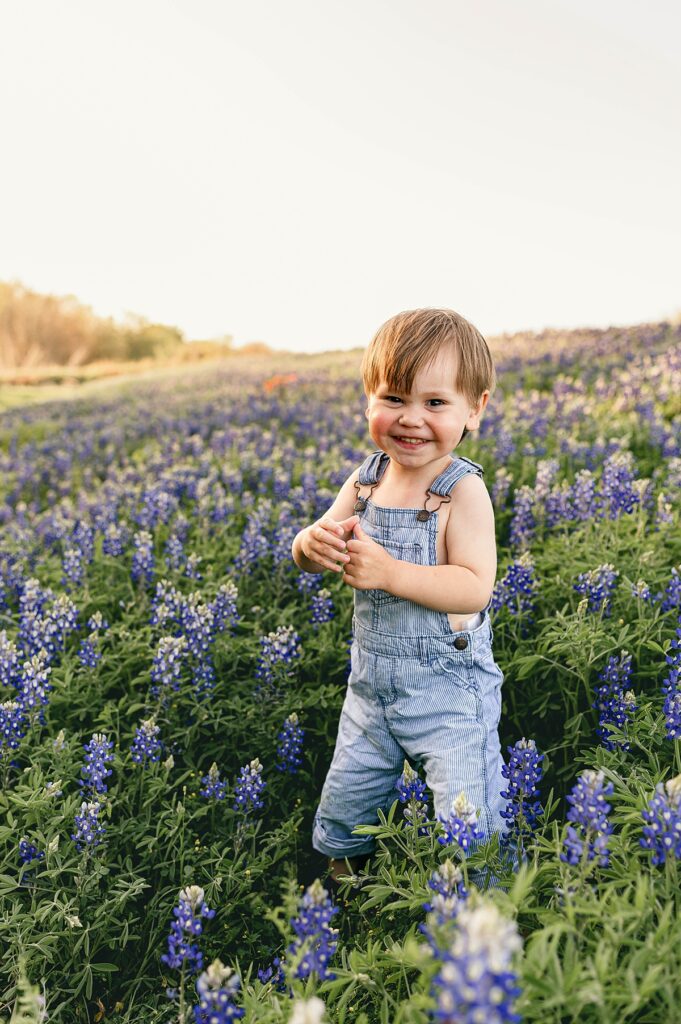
[1,0,679,352]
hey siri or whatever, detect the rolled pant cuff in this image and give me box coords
[312,820,375,861]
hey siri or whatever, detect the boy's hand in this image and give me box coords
[302,514,360,573]
[343,521,395,592]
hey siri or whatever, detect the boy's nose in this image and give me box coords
[399,411,424,426]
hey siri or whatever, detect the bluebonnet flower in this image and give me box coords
[211,582,240,634]
[87,611,109,633]
[663,692,681,740]
[19,837,45,866]
[508,486,535,551]
[0,631,20,688]
[287,879,339,982]
[255,625,302,692]
[233,758,265,814]
[640,774,681,866]
[200,762,226,800]
[296,572,323,597]
[660,615,681,700]
[574,563,619,616]
[491,552,538,629]
[599,451,639,520]
[490,468,513,511]
[500,738,545,842]
[79,732,114,795]
[161,885,216,974]
[61,546,84,590]
[630,579,652,602]
[71,800,106,851]
[438,792,485,851]
[78,634,101,668]
[180,594,216,659]
[46,594,79,648]
[560,769,614,869]
[310,588,334,628]
[18,836,45,884]
[257,956,286,990]
[591,651,636,752]
[545,480,572,529]
[428,900,522,1024]
[233,500,274,573]
[131,530,155,585]
[660,568,681,613]
[275,713,304,774]
[271,504,299,568]
[17,652,52,722]
[422,859,468,925]
[191,658,217,699]
[131,718,162,766]
[150,635,187,697]
[193,959,244,1022]
[185,553,203,581]
[569,469,598,521]
[102,522,128,557]
[164,533,187,571]
[396,760,430,834]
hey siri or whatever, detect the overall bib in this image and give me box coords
[313,451,512,874]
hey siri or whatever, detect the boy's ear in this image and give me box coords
[466,390,490,429]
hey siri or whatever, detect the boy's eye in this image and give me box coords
[384,396,445,406]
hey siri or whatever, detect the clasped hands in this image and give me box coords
[303,514,395,592]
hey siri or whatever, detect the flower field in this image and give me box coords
[1,321,681,1023]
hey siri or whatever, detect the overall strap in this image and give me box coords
[357,451,388,486]
[429,455,484,497]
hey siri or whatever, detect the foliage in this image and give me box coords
[0,319,680,1021]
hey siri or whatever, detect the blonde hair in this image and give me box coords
[361,308,496,440]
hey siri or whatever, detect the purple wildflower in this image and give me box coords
[396,759,430,834]
[428,901,522,1024]
[162,885,216,974]
[310,588,334,628]
[592,652,637,751]
[287,879,339,981]
[233,758,265,815]
[79,732,114,795]
[200,762,226,801]
[574,563,619,616]
[193,959,244,1022]
[131,718,162,766]
[560,769,614,869]
[640,774,681,866]
[438,792,485,851]
[275,713,304,774]
[72,800,106,851]
[500,738,544,842]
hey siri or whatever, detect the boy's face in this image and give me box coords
[364,347,489,467]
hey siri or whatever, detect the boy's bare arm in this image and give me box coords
[384,562,490,614]
[344,474,496,614]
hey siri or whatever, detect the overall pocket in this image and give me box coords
[370,540,423,606]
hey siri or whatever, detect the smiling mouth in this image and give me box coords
[394,436,428,445]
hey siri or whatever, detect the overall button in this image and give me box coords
[453,636,468,650]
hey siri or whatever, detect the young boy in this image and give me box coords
[291,307,511,890]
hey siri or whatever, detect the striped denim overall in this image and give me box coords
[313,450,512,877]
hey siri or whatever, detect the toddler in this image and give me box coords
[291,308,513,890]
